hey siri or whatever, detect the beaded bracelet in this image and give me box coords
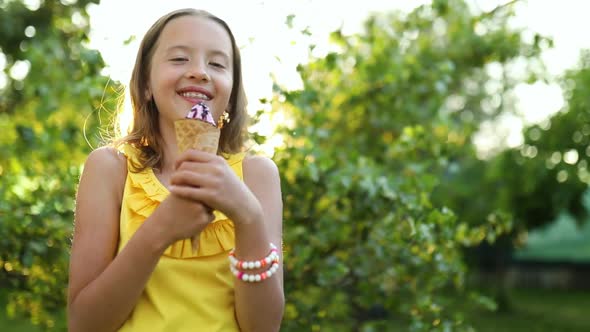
[228,243,281,282]
[228,243,279,270]
[230,262,280,282]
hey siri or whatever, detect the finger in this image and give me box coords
[176,160,214,174]
[169,185,210,204]
[175,150,220,169]
[170,170,214,188]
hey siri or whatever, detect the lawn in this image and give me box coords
[470,288,590,332]
[1,288,589,331]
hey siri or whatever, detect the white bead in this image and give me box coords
[255,261,261,269]
[265,257,271,264]
[267,270,273,278]
[242,274,249,281]
[249,275,256,282]
[255,275,261,282]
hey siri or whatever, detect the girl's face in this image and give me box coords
[148,15,233,126]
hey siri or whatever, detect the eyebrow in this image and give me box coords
[165,45,231,61]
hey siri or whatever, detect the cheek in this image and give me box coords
[220,72,233,90]
[219,76,234,103]
[150,72,177,102]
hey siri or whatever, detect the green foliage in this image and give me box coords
[269,1,548,330]
[510,49,590,225]
[442,49,590,251]
[0,0,120,328]
[2,0,585,330]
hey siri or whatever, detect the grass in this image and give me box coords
[1,288,589,331]
[470,288,590,332]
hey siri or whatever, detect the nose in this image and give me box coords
[187,61,210,82]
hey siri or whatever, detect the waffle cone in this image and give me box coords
[174,119,220,253]
[174,119,220,154]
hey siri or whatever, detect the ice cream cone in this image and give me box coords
[174,116,220,254]
[174,119,220,154]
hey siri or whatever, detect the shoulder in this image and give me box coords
[242,155,280,182]
[84,146,127,174]
[242,155,282,197]
[82,147,128,195]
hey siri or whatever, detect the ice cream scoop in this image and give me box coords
[185,102,216,126]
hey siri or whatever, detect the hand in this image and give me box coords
[152,192,215,245]
[169,150,263,225]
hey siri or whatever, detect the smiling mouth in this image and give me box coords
[179,91,211,100]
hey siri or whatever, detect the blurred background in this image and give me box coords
[1,0,589,331]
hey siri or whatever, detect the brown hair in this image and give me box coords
[114,8,248,171]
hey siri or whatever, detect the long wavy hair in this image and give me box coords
[114,8,248,171]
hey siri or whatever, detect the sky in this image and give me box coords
[87,0,590,155]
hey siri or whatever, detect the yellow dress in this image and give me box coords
[117,144,242,332]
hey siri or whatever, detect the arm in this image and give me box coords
[233,156,285,332]
[67,147,165,332]
[67,148,213,332]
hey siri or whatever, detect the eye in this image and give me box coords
[209,61,225,69]
[170,57,188,62]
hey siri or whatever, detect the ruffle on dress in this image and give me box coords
[119,144,244,259]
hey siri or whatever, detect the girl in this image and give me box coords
[67,8,284,332]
